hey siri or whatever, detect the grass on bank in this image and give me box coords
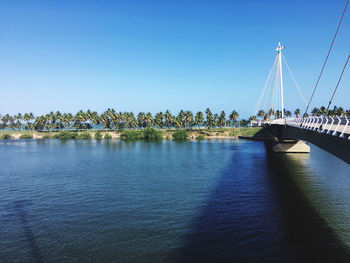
[95,131,102,139]
[120,128,162,141]
[0,134,12,139]
[229,127,262,137]
[19,134,33,139]
[172,130,189,140]
[104,133,112,139]
[0,127,263,140]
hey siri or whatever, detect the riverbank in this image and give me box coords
[0,127,264,140]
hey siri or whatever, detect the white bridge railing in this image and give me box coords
[252,116,350,140]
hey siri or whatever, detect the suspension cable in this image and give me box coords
[282,54,308,106]
[254,56,278,116]
[326,55,350,111]
[263,58,278,111]
[304,0,349,115]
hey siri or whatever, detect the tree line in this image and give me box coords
[252,106,350,121]
[0,109,244,131]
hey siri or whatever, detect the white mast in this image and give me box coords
[275,42,285,118]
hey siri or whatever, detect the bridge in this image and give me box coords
[260,117,350,165]
[252,0,350,164]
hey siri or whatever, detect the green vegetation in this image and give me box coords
[1,105,350,134]
[53,131,77,140]
[143,128,162,140]
[104,133,112,139]
[121,128,162,141]
[0,108,244,131]
[172,129,189,140]
[0,127,266,140]
[19,134,33,139]
[76,132,92,139]
[94,131,102,140]
[196,134,205,140]
[253,106,348,122]
[229,127,262,137]
[120,130,143,140]
[0,134,12,139]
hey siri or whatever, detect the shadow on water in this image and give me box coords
[173,141,350,263]
[11,200,45,263]
[264,142,350,263]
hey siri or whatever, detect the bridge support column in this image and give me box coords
[273,140,310,153]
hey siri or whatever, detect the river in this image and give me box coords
[1,139,350,262]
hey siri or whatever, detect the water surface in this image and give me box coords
[1,139,350,262]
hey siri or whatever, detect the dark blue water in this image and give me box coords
[1,139,350,263]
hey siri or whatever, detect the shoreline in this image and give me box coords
[0,127,265,141]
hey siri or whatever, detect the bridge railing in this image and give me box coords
[252,116,350,140]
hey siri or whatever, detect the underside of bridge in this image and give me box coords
[265,125,350,165]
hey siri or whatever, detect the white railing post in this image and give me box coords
[340,116,348,138]
[299,118,303,127]
[332,116,341,136]
[301,118,306,129]
[321,117,328,133]
[303,117,308,129]
[327,117,334,134]
[312,117,319,131]
[308,117,314,130]
[317,117,323,133]
[305,117,310,129]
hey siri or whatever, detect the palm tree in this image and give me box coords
[145,112,153,127]
[267,109,274,120]
[257,110,265,120]
[195,111,204,129]
[335,106,344,116]
[275,110,282,119]
[319,106,327,116]
[74,110,87,129]
[164,110,173,129]
[154,112,164,128]
[63,113,73,128]
[311,107,320,116]
[177,110,185,128]
[90,111,100,127]
[125,112,137,128]
[285,110,292,117]
[34,115,46,131]
[294,108,300,118]
[218,111,226,127]
[184,111,194,129]
[1,114,10,128]
[205,108,215,128]
[240,119,248,127]
[173,115,183,129]
[16,113,23,130]
[106,108,118,129]
[100,112,111,129]
[229,110,239,127]
[249,115,257,123]
[137,112,146,128]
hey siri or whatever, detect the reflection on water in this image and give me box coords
[0,139,350,262]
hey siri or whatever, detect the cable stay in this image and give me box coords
[254,56,278,116]
[282,55,308,106]
[304,0,349,114]
[255,42,306,120]
[326,55,350,111]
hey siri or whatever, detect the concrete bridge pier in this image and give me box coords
[273,140,310,153]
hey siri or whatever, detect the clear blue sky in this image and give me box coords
[0,0,349,118]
